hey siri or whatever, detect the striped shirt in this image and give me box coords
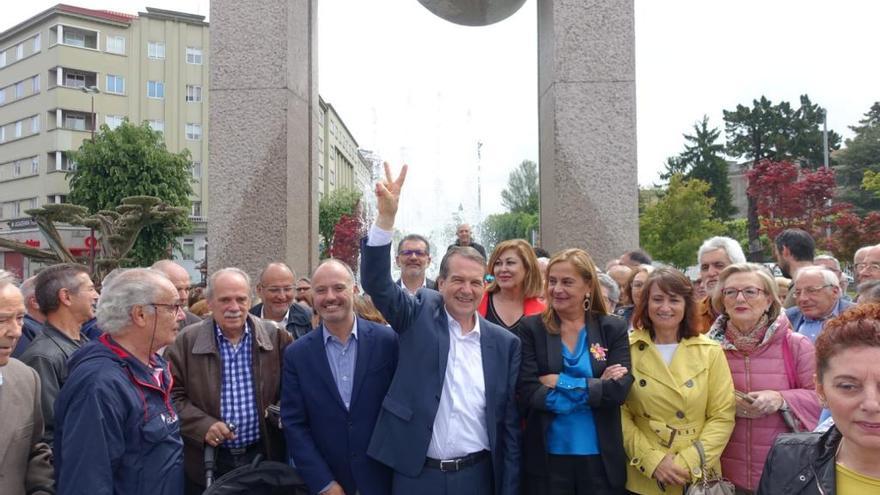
[215,323,260,448]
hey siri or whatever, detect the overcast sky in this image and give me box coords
[4,0,879,238]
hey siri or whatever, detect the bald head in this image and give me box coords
[256,263,297,322]
[151,260,192,306]
[311,260,356,331]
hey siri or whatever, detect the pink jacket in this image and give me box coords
[708,313,821,491]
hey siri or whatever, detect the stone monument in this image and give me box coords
[209,0,636,276]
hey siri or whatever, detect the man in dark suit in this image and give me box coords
[282,259,398,495]
[395,234,437,295]
[361,163,521,495]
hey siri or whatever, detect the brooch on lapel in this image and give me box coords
[590,343,608,361]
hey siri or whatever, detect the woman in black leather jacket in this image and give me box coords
[757,304,880,494]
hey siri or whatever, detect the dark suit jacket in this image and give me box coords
[360,238,522,495]
[250,302,314,339]
[281,317,398,495]
[516,313,633,490]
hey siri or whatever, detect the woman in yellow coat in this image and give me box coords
[622,268,736,495]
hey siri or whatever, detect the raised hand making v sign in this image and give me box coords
[375,162,408,231]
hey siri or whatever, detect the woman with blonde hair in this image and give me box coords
[708,263,820,493]
[478,238,545,332]
[623,268,735,494]
[517,248,632,494]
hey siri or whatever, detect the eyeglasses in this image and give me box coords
[295,287,310,292]
[264,286,295,295]
[150,303,184,314]
[721,287,766,300]
[793,284,833,298]
[855,262,880,272]
[399,249,428,258]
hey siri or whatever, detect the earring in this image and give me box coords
[583,296,592,313]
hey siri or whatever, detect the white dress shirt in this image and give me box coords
[368,224,490,459]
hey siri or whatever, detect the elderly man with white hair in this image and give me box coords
[785,265,854,342]
[54,268,185,495]
[166,267,292,493]
[0,270,54,495]
[696,236,746,332]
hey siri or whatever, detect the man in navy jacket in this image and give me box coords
[282,260,398,495]
[360,164,521,495]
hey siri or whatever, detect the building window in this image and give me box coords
[47,194,67,204]
[14,121,22,138]
[105,115,124,129]
[65,114,86,131]
[106,35,125,54]
[0,51,5,67]
[185,123,202,141]
[15,82,24,98]
[147,41,165,59]
[185,85,202,102]
[191,201,202,217]
[13,160,22,177]
[180,238,195,260]
[147,81,164,99]
[16,44,23,60]
[64,30,85,47]
[31,115,39,133]
[0,127,5,142]
[65,71,86,88]
[147,120,164,134]
[31,157,39,174]
[191,160,201,179]
[106,74,124,94]
[33,34,40,52]
[186,47,203,65]
[11,202,20,218]
[32,74,40,93]
[0,89,5,104]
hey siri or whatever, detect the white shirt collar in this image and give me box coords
[444,307,481,338]
[260,305,291,328]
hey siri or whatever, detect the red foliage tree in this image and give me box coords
[329,213,363,274]
[746,159,878,262]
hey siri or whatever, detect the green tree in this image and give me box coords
[318,188,362,258]
[662,116,735,220]
[723,95,840,260]
[500,160,539,214]
[482,211,538,248]
[68,121,193,266]
[863,170,880,199]
[639,175,724,268]
[836,102,880,215]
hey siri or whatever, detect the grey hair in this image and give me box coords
[206,268,253,300]
[854,245,870,262]
[597,273,620,304]
[19,276,37,300]
[96,269,169,335]
[795,265,840,288]
[101,268,129,289]
[438,246,486,280]
[698,236,746,265]
[813,254,841,270]
[0,269,16,290]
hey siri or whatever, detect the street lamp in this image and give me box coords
[80,85,100,274]
[81,85,99,139]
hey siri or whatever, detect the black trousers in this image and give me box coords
[526,454,621,495]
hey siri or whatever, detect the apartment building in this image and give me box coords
[0,4,209,279]
[317,96,374,201]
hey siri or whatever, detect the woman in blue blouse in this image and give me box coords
[517,248,634,494]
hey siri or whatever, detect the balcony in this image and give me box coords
[50,67,97,91]
[51,25,99,50]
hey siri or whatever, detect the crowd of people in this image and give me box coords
[1,163,879,495]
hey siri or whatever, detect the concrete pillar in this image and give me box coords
[208,0,319,280]
[537,0,638,265]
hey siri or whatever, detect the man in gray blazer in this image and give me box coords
[0,271,53,495]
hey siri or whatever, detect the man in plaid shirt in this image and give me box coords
[166,268,292,494]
